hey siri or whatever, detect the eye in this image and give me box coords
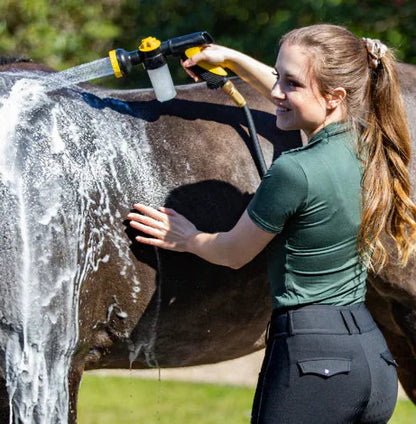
[272,70,279,79]
[288,79,300,87]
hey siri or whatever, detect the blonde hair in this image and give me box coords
[281,24,416,271]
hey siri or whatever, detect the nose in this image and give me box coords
[271,81,285,100]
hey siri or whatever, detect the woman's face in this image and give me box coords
[271,42,330,139]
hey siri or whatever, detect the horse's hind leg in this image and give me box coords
[390,300,416,402]
[376,321,416,403]
[366,276,416,403]
[0,378,10,423]
[68,361,85,424]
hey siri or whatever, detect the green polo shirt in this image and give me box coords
[247,121,367,311]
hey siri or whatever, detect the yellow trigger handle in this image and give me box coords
[184,47,228,76]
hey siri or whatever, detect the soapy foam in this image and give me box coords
[0,71,166,423]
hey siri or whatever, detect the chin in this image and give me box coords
[275,120,297,132]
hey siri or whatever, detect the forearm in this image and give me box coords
[186,231,244,269]
[224,48,276,103]
[129,206,274,270]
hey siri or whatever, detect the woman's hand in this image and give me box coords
[181,44,235,82]
[127,203,200,252]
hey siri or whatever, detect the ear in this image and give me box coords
[326,87,346,110]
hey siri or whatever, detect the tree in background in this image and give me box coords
[1,0,415,88]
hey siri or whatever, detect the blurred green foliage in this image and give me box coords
[1,0,415,89]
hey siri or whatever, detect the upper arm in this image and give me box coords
[222,210,276,269]
[224,155,307,269]
[247,155,307,233]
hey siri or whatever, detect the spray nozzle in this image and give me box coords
[108,49,141,78]
[108,31,216,102]
[107,31,245,106]
[108,31,264,176]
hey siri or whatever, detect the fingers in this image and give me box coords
[128,218,165,238]
[128,204,177,247]
[181,48,209,68]
[128,210,173,249]
[158,206,175,215]
[128,211,167,231]
[134,235,166,248]
[180,59,201,82]
[128,203,193,253]
[181,46,215,83]
[133,203,167,222]
[128,204,166,237]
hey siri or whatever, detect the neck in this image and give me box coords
[305,108,346,143]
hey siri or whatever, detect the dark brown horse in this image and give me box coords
[0,59,415,423]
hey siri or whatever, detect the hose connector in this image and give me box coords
[221,80,246,108]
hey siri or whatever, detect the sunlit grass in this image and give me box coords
[389,398,416,424]
[78,374,416,423]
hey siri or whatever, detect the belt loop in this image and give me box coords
[350,310,362,334]
[265,320,271,345]
[287,311,295,336]
[340,310,354,335]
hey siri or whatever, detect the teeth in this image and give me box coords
[277,106,289,112]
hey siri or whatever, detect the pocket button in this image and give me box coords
[298,358,351,378]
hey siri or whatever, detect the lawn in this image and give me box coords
[78,375,416,423]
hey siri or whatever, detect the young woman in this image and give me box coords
[128,24,416,423]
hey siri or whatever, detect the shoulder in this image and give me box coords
[258,154,308,211]
[263,154,308,191]
[267,153,308,188]
[247,154,308,233]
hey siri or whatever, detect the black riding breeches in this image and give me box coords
[251,303,398,424]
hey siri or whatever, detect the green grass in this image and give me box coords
[389,399,416,424]
[78,375,416,423]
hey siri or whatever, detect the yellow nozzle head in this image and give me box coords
[184,47,228,76]
[109,49,123,78]
[139,36,161,52]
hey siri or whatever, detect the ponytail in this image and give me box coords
[359,45,416,270]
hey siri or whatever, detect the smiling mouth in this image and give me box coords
[276,105,290,112]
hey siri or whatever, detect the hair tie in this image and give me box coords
[362,37,388,69]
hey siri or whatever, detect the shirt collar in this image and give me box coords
[285,121,352,154]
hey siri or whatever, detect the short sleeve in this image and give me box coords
[247,155,308,233]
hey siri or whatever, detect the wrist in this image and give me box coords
[184,230,203,254]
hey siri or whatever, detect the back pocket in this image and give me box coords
[297,358,351,378]
[380,350,398,367]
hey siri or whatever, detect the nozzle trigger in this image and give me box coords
[182,46,228,89]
